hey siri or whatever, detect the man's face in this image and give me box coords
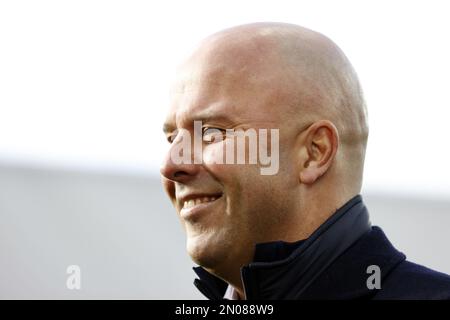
[160,50,299,269]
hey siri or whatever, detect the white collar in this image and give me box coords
[223,284,240,300]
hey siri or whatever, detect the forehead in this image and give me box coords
[164,54,286,131]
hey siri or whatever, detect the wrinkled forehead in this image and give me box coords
[164,40,290,130]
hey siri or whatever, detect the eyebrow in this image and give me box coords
[162,110,237,134]
[162,122,174,134]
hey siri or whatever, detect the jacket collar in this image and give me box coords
[193,195,403,299]
[299,226,406,299]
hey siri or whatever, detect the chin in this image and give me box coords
[186,231,229,269]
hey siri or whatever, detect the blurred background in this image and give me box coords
[0,0,449,299]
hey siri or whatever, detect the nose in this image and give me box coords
[160,134,200,183]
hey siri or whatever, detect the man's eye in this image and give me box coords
[166,129,179,143]
[202,127,226,143]
[166,130,178,144]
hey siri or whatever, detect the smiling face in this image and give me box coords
[160,23,369,293]
[160,35,302,272]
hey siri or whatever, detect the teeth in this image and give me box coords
[183,196,219,209]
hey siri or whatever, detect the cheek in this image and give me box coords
[243,173,287,214]
[202,143,225,165]
[161,178,175,200]
[203,151,261,185]
[202,142,280,209]
[202,144,229,179]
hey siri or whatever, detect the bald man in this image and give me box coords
[160,22,450,299]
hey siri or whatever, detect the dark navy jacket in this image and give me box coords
[193,195,450,300]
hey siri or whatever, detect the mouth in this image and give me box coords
[179,193,223,220]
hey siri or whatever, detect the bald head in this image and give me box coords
[175,22,368,191]
[197,23,365,132]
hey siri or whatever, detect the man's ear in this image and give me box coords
[298,120,339,184]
